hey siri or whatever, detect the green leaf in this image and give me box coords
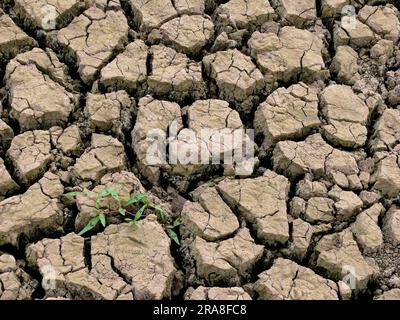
[134,204,147,222]
[97,188,111,198]
[63,191,81,197]
[167,229,180,245]
[119,208,126,216]
[149,203,166,220]
[109,188,120,204]
[95,195,103,209]
[96,188,111,208]
[99,213,106,227]
[126,193,148,206]
[78,216,100,236]
[172,218,182,228]
[124,218,133,223]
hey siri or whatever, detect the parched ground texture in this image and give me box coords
[0,0,400,301]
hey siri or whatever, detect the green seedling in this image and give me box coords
[64,186,180,245]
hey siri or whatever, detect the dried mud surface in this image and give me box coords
[0,0,400,300]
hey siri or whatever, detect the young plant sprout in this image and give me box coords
[64,186,181,245]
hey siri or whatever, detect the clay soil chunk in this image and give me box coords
[217,170,290,244]
[13,0,87,30]
[321,84,370,148]
[189,228,263,286]
[56,6,129,84]
[214,0,275,30]
[0,254,37,299]
[73,134,127,181]
[255,83,320,150]
[185,286,251,300]
[160,15,214,55]
[181,186,239,241]
[358,5,400,43]
[255,258,339,300]
[276,0,317,28]
[248,27,327,84]
[203,49,264,104]
[100,40,148,92]
[5,49,78,132]
[0,9,37,59]
[0,158,19,196]
[0,172,64,247]
[7,130,52,185]
[313,229,379,291]
[91,216,176,299]
[148,45,205,101]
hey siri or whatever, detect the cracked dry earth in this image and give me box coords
[0,0,400,301]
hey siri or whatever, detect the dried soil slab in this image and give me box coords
[189,228,263,286]
[296,179,328,200]
[372,148,400,198]
[383,206,400,246]
[131,97,183,183]
[7,47,75,87]
[386,69,400,106]
[358,5,400,43]
[127,0,177,33]
[56,6,129,84]
[148,45,205,101]
[203,49,264,104]
[5,49,78,132]
[0,120,14,155]
[255,258,339,300]
[84,91,132,138]
[374,289,400,300]
[7,130,52,185]
[53,125,81,156]
[75,170,147,232]
[273,133,360,182]
[181,186,239,241]
[160,15,214,55]
[369,109,400,152]
[275,0,317,28]
[321,85,369,148]
[73,134,127,181]
[351,203,384,254]
[330,45,359,85]
[313,229,379,291]
[328,186,363,221]
[92,216,177,299]
[248,27,327,84]
[333,19,377,49]
[167,99,253,177]
[304,197,335,223]
[0,9,36,59]
[185,286,251,300]
[128,0,204,32]
[214,0,275,31]
[254,82,320,151]
[217,170,290,244]
[321,0,354,18]
[187,99,243,133]
[0,158,19,196]
[0,172,64,247]
[289,218,313,261]
[100,40,148,92]
[0,254,37,300]
[26,232,134,300]
[174,0,205,14]
[13,0,87,30]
